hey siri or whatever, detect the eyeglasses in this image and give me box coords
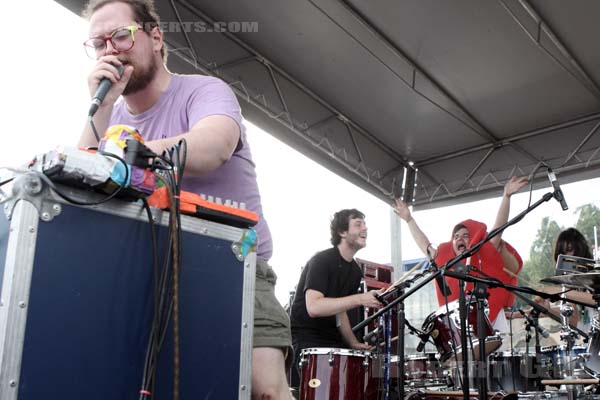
[83,25,141,59]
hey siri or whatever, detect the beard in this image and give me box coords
[347,235,367,251]
[122,56,159,95]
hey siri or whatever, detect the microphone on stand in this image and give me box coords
[416,332,430,352]
[364,327,380,344]
[518,309,549,338]
[546,167,568,211]
[88,65,125,117]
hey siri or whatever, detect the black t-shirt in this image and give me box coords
[290,247,363,347]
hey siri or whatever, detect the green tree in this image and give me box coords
[518,216,561,289]
[575,204,600,250]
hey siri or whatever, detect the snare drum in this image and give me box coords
[422,299,502,365]
[299,348,378,400]
[488,351,544,392]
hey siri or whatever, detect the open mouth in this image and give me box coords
[457,244,466,251]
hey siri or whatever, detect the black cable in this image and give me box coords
[527,163,548,208]
[151,151,183,400]
[139,172,178,399]
[89,116,101,143]
[136,141,187,400]
[138,199,160,399]
[34,150,129,207]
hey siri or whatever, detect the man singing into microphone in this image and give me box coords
[79,1,292,398]
[289,209,383,387]
[393,176,528,327]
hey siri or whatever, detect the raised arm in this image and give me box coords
[490,176,528,273]
[393,199,436,258]
[490,176,528,245]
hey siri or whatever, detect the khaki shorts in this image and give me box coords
[254,259,292,353]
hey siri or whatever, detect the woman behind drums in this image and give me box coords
[536,228,595,325]
[535,228,598,377]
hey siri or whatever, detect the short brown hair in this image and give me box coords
[83,0,167,62]
[452,223,467,237]
[330,209,365,246]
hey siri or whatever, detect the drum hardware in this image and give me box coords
[488,352,545,392]
[584,292,600,376]
[473,279,490,399]
[349,191,559,400]
[520,308,547,392]
[422,299,501,366]
[357,262,435,398]
[539,273,597,381]
[298,351,308,368]
[541,345,589,382]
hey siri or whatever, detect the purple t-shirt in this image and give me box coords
[110,74,273,260]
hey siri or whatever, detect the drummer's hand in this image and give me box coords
[361,290,384,309]
[392,199,412,222]
[350,341,372,351]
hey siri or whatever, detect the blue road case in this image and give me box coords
[0,172,255,399]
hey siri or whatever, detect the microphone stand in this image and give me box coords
[396,290,405,397]
[376,277,417,397]
[455,263,472,400]
[473,280,489,400]
[531,309,542,392]
[523,311,533,390]
[520,307,543,392]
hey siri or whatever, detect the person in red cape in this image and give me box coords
[393,176,528,326]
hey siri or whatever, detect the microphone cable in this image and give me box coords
[137,140,187,400]
[33,150,129,207]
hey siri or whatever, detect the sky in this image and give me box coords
[2,2,600,306]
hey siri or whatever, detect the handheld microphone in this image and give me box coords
[88,65,125,117]
[547,167,568,211]
[519,309,549,338]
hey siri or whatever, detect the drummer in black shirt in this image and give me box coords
[289,209,383,387]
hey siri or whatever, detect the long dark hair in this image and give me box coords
[553,228,593,261]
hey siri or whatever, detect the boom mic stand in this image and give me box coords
[371,270,430,397]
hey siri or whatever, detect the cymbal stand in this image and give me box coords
[559,285,579,400]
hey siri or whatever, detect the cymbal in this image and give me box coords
[541,272,600,292]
